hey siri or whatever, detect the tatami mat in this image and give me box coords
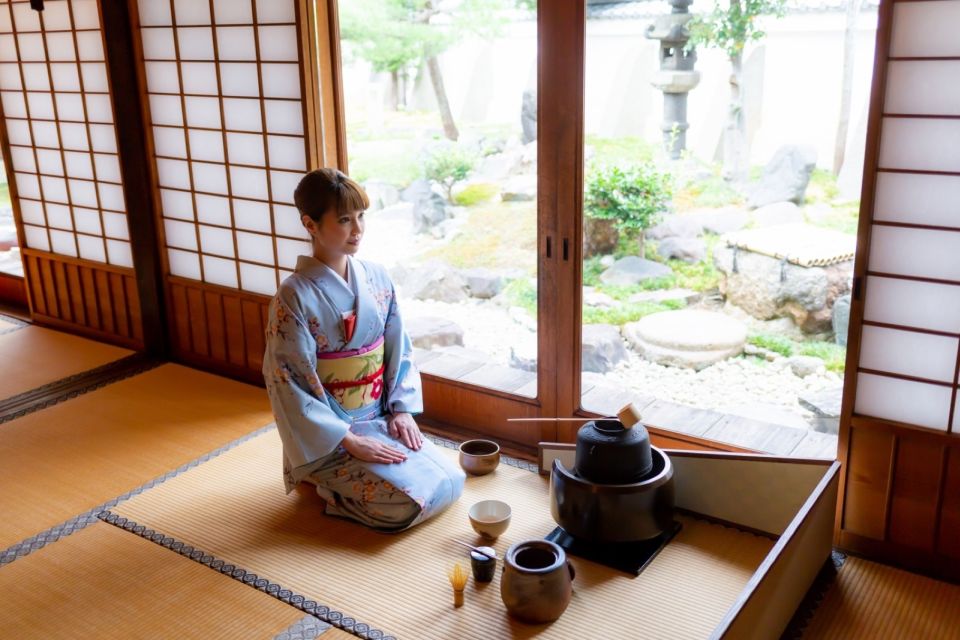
[0,363,274,549]
[0,325,131,400]
[109,430,774,639]
[801,557,960,639]
[0,521,310,639]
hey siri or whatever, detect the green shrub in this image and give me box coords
[797,341,847,373]
[453,182,498,207]
[748,333,794,357]
[584,163,672,235]
[503,278,537,318]
[423,145,476,203]
[582,299,684,326]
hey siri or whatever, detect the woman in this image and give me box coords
[263,168,465,532]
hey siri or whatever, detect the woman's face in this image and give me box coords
[302,207,365,256]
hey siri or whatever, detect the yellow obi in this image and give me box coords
[316,336,385,410]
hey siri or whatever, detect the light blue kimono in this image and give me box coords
[263,255,465,531]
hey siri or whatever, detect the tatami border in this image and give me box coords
[0,312,28,335]
[273,614,332,640]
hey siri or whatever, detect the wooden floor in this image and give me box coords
[417,346,838,459]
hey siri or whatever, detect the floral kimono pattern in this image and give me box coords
[263,255,465,531]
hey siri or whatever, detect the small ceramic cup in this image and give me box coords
[469,499,512,540]
[459,439,501,476]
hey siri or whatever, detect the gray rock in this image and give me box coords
[501,175,536,201]
[646,215,703,240]
[750,201,805,228]
[521,88,537,144]
[462,267,504,299]
[599,257,672,286]
[799,386,843,417]
[400,178,431,202]
[747,145,818,208]
[509,340,537,372]
[714,247,853,334]
[404,262,468,302]
[811,417,840,435]
[581,324,629,373]
[787,355,825,378]
[599,255,616,267]
[476,150,523,182]
[656,236,706,263]
[583,287,617,308]
[832,294,851,346]
[402,179,452,233]
[693,207,750,235]
[363,180,400,211]
[622,309,746,370]
[406,316,464,349]
[628,288,700,305]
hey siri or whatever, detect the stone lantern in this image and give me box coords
[646,0,700,159]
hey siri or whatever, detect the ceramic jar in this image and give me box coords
[500,540,575,623]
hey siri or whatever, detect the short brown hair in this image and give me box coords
[293,168,369,221]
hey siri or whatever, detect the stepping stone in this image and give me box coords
[622,310,746,370]
[582,324,629,373]
[406,316,464,349]
[628,288,700,305]
[599,257,672,286]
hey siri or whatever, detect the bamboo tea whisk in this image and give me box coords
[448,563,468,607]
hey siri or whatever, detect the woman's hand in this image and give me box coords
[342,431,407,464]
[388,412,423,451]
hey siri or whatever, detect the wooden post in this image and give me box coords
[98,0,168,357]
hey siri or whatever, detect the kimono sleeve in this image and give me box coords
[382,282,423,416]
[262,290,350,480]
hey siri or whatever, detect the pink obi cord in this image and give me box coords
[316,335,385,360]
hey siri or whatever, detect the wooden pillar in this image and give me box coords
[98,0,168,357]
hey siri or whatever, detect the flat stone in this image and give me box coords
[622,310,746,370]
[583,287,617,308]
[581,323,629,373]
[749,201,804,228]
[462,267,504,299]
[403,262,468,302]
[786,355,825,378]
[656,236,706,263]
[406,316,464,350]
[599,257,672,286]
[832,294,851,346]
[646,215,703,240]
[691,207,750,235]
[628,288,700,305]
[799,386,843,417]
[509,340,537,372]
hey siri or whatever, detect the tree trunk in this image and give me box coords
[834,0,864,175]
[426,54,459,141]
[722,48,748,183]
[389,69,400,111]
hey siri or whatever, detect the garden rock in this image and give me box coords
[462,267,504,299]
[714,246,852,333]
[364,180,400,211]
[691,207,750,235]
[628,288,700,305]
[521,88,537,143]
[747,145,818,208]
[403,180,452,234]
[509,339,537,372]
[799,386,842,417]
[832,294,851,346]
[750,202,804,228]
[583,287,617,308]
[599,257,672,286]
[406,316,464,349]
[646,215,703,240]
[786,355,825,378]
[622,309,746,370]
[656,237,706,263]
[476,150,524,182]
[582,324,629,373]
[404,262,468,303]
[501,175,536,201]
[583,217,619,257]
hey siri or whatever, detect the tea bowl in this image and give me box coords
[468,499,512,540]
[458,439,501,476]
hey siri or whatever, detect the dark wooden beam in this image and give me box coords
[99,0,168,357]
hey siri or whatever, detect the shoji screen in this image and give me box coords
[134,0,337,380]
[839,0,960,580]
[0,0,143,346]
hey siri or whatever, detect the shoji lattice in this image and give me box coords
[853,0,960,434]
[136,0,312,297]
[0,0,132,267]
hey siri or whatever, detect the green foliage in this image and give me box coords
[0,181,9,209]
[421,201,536,269]
[673,175,744,211]
[423,145,476,202]
[453,182,499,206]
[688,0,787,59]
[583,256,607,288]
[806,168,840,204]
[584,135,657,167]
[807,201,861,236]
[347,141,421,186]
[583,299,685,326]
[747,333,847,373]
[584,164,672,234]
[503,277,537,317]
